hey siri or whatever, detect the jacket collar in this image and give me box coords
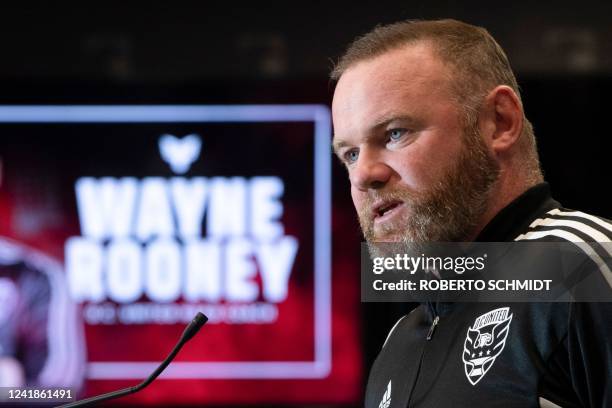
[475,183,560,242]
[425,183,560,318]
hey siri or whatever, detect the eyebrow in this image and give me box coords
[332,114,419,156]
[371,113,420,131]
[332,139,350,157]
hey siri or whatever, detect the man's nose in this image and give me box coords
[349,149,392,191]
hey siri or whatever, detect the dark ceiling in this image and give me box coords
[1,1,611,82]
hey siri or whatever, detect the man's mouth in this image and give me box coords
[372,200,405,222]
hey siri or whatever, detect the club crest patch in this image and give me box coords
[462,307,513,385]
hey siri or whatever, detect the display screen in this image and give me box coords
[0,105,362,405]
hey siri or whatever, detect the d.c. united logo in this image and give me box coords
[462,307,513,385]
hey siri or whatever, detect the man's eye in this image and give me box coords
[388,128,406,142]
[344,149,359,164]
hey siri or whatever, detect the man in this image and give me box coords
[0,158,85,389]
[331,19,611,407]
[0,239,86,389]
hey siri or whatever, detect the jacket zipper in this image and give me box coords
[426,315,439,340]
[406,315,440,406]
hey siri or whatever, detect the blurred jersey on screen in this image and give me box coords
[0,158,85,388]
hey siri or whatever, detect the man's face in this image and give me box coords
[332,42,499,243]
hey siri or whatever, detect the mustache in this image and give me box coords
[356,188,419,239]
[357,188,420,219]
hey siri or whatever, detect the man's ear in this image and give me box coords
[479,85,523,155]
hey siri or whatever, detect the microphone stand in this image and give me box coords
[57,312,208,408]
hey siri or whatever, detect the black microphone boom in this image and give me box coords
[57,312,208,408]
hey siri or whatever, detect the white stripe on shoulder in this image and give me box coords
[382,315,409,349]
[515,229,612,288]
[547,208,612,234]
[0,237,26,265]
[515,228,583,242]
[539,396,562,408]
[528,218,612,243]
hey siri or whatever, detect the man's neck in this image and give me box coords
[466,175,539,241]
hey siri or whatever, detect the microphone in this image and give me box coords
[58,312,208,408]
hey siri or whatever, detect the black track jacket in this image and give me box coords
[365,184,612,408]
